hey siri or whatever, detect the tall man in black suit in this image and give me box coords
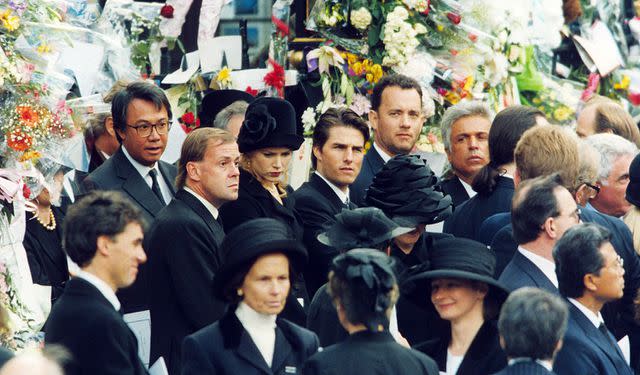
[553,223,634,375]
[84,81,177,314]
[45,191,148,375]
[438,101,492,207]
[292,107,370,296]
[146,128,240,375]
[349,74,424,206]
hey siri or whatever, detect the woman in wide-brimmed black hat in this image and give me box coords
[407,237,508,375]
[181,218,319,375]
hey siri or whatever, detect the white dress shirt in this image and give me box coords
[75,270,121,311]
[568,298,604,328]
[122,146,172,204]
[315,172,350,205]
[183,187,219,219]
[518,246,558,287]
[458,177,477,199]
[235,302,277,367]
[373,142,393,163]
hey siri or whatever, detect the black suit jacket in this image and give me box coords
[554,302,633,375]
[493,361,556,375]
[444,176,514,240]
[181,309,319,375]
[303,330,439,375]
[349,146,385,206]
[83,147,177,313]
[438,175,470,208]
[415,320,507,375]
[147,189,227,375]
[45,278,147,375]
[291,173,355,296]
[498,251,558,293]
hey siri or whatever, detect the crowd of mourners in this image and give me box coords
[6,73,640,375]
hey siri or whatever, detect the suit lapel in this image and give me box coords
[236,331,272,375]
[158,161,177,195]
[271,326,294,374]
[308,174,346,212]
[176,189,224,246]
[512,252,558,293]
[456,321,497,374]
[113,150,165,217]
[366,146,386,176]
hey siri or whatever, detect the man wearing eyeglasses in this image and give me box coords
[84,81,177,314]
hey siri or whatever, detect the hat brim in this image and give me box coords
[626,181,640,207]
[317,226,414,248]
[239,134,305,153]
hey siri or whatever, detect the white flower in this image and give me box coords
[484,52,509,87]
[413,23,427,35]
[387,6,409,23]
[350,7,372,31]
[349,93,371,116]
[402,0,429,12]
[301,107,316,134]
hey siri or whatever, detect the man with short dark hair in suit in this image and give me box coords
[293,107,369,296]
[553,223,633,375]
[495,288,568,375]
[146,128,240,375]
[45,191,148,375]
[84,81,177,314]
[349,74,424,206]
[498,174,579,293]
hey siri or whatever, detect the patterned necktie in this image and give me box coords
[148,169,165,203]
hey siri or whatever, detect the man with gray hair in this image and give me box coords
[585,133,638,217]
[213,100,248,138]
[496,287,568,375]
[439,101,494,207]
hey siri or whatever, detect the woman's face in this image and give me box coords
[430,278,487,323]
[247,147,292,184]
[240,253,290,315]
[394,223,426,250]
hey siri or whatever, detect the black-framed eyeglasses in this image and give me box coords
[126,121,171,137]
[584,182,600,198]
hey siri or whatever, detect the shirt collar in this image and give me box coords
[458,176,477,199]
[75,270,121,311]
[518,246,558,287]
[314,172,350,205]
[508,358,553,371]
[121,146,158,178]
[373,142,394,163]
[235,301,277,329]
[183,187,219,219]
[568,298,604,328]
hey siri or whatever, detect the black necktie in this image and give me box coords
[598,322,623,355]
[148,169,165,203]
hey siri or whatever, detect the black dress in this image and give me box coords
[23,206,69,304]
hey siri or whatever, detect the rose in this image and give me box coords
[181,112,195,125]
[160,4,174,18]
[350,7,372,31]
[239,104,276,146]
[22,183,30,199]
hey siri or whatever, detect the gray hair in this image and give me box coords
[498,287,568,360]
[585,133,638,183]
[213,101,249,131]
[577,140,600,186]
[440,101,494,151]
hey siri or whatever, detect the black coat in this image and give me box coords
[147,189,227,375]
[291,173,355,296]
[45,278,147,375]
[493,361,556,375]
[498,251,558,293]
[303,330,439,375]
[349,146,385,206]
[438,176,470,208]
[415,320,507,375]
[444,176,514,240]
[181,309,319,375]
[83,147,177,314]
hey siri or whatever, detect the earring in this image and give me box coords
[237,289,243,297]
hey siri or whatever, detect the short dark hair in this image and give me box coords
[311,107,370,169]
[370,74,422,112]
[111,81,172,142]
[511,174,564,244]
[553,223,611,298]
[498,287,568,360]
[472,106,544,195]
[63,191,145,267]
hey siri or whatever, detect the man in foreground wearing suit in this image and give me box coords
[349,74,424,206]
[146,128,240,375]
[292,107,369,296]
[45,191,147,375]
[553,223,633,375]
[84,81,177,313]
[495,287,568,375]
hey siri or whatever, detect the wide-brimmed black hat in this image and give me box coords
[199,89,255,127]
[404,237,509,306]
[213,218,307,300]
[237,97,304,153]
[365,154,453,227]
[317,207,413,250]
[626,153,640,207]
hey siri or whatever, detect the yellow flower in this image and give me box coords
[436,24,444,32]
[351,61,364,76]
[19,150,41,162]
[553,106,572,122]
[614,75,630,90]
[37,43,52,54]
[366,64,383,84]
[532,97,541,104]
[216,67,232,88]
[346,53,358,66]
[0,9,20,32]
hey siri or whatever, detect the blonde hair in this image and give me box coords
[623,207,640,255]
[586,100,640,147]
[240,152,289,197]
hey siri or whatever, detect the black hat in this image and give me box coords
[213,218,307,301]
[365,154,453,227]
[626,153,640,207]
[237,97,304,153]
[330,249,397,332]
[199,89,255,127]
[404,237,509,306]
[317,207,413,250]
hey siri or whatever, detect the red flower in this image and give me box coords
[22,184,31,200]
[181,112,195,125]
[421,0,431,15]
[436,87,448,96]
[271,15,290,38]
[447,12,461,25]
[629,92,640,106]
[581,73,600,101]
[263,59,286,97]
[6,130,33,152]
[468,33,477,42]
[160,4,174,18]
[245,86,258,96]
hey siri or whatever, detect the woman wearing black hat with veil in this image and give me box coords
[181,218,319,375]
[303,249,439,375]
[407,237,508,375]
